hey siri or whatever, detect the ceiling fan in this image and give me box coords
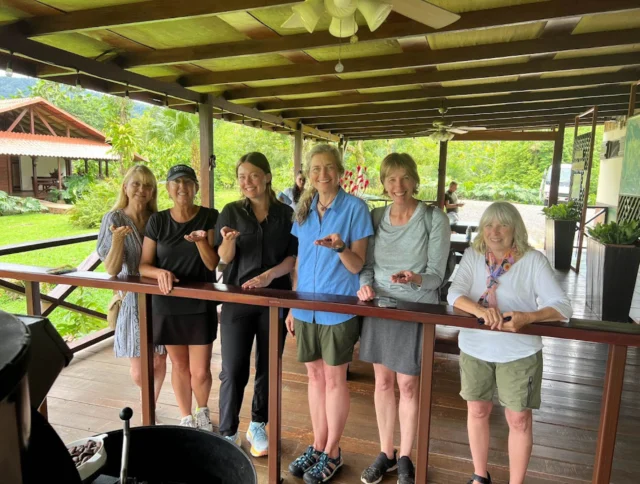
[282,0,461,38]
[414,107,487,141]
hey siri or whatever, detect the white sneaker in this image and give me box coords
[194,407,213,431]
[179,415,196,428]
[224,432,241,445]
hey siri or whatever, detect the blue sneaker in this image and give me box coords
[246,421,268,457]
[224,432,241,446]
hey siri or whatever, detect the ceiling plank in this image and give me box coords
[119,0,640,68]
[258,71,640,111]
[21,0,296,37]
[182,28,640,86]
[283,85,632,119]
[348,131,558,141]
[226,53,640,100]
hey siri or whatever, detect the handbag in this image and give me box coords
[107,290,126,329]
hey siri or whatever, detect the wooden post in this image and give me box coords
[98,160,103,178]
[294,127,303,176]
[25,281,47,419]
[548,122,565,207]
[593,344,627,483]
[437,141,448,208]
[29,107,34,134]
[629,83,638,119]
[57,158,62,191]
[415,324,436,484]
[65,158,72,176]
[84,159,88,175]
[138,293,155,426]
[199,95,214,208]
[31,157,38,199]
[105,160,109,177]
[267,306,283,484]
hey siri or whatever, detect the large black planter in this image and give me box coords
[586,237,640,323]
[545,219,575,270]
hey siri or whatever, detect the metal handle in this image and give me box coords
[119,407,133,484]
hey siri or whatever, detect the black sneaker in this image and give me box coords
[397,456,415,484]
[361,450,398,484]
[303,450,343,483]
[289,445,322,478]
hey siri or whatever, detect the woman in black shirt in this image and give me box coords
[139,164,219,431]
[216,152,297,455]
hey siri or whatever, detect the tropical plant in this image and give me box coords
[47,174,94,204]
[0,191,46,215]
[542,201,581,221]
[587,220,640,245]
[53,288,108,339]
[462,182,539,205]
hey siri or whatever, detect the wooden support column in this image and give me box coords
[32,157,38,198]
[105,160,109,177]
[84,159,88,175]
[548,122,565,207]
[199,96,214,208]
[268,306,283,484]
[138,293,155,426]
[294,127,303,176]
[29,107,34,134]
[57,158,62,191]
[65,158,72,176]
[437,141,448,209]
[415,324,436,484]
[593,344,627,483]
[98,160,103,178]
[25,281,47,419]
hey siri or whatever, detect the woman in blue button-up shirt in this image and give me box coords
[285,144,373,484]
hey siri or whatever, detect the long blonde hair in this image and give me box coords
[111,165,158,213]
[295,144,345,224]
[471,201,532,255]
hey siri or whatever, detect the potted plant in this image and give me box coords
[586,220,640,322]
[542,201,580,270]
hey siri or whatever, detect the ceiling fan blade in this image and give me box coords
[391,0,460,29]
[448,128,468,135]
[455,126,487,131]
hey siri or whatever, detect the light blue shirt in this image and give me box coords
[292,188,374,325]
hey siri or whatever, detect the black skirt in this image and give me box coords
[153,303,218,346]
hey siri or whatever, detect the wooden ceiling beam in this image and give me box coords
[183,28,640,86]
[119,0,640,69]
[347,130,558,141]
[20,0,296,37]
[283,85,631,119]
[259,71,640,111]
[227,53,640,101]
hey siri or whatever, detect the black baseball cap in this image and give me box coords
[167,164,198,183]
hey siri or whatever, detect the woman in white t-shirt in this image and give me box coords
[277,170,306,210]
[447,201,572,484]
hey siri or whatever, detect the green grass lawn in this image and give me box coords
[0,190,239,338]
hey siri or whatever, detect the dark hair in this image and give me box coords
[292,170,305,204]
[236,152,278,205]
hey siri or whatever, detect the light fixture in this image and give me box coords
[165,93,169,107]
[358,0,392,30]
[329,15,358,37]
[75,70,82,88]
[5,51,13,78]
[282,0,324,33]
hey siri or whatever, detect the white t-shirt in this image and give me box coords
[447,248,573,363]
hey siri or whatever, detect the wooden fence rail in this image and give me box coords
[2,262,639,484]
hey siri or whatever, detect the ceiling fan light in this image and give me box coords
[282,12,305,29]
[358,0,392,31]
[325,0,358,19]
[289,0,324,32]
[329,15,358,37]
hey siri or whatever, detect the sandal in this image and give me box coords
[467,473,491,484]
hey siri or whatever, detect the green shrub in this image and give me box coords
[0,191,47,215]
[463,182,539,205]
[53,287,108,339]
[542,201,581,221]
[588,221,640,245]
[48,174,93,204]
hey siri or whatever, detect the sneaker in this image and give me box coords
[224,432,241,445]
[247,421,269,457]
[194,407,213,432]
[179,415,195,428]
[397,456,415,484]
[288,445,323,478]
[361,450,398,484]
[303,450,343,484]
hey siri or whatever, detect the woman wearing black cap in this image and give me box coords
[139,164,219,430]
[215,152,297,455]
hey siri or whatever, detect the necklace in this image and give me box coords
[317,194,337,212]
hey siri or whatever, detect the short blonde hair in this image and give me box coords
[471,201,532,255]
[379,153,419,196]
[111,165,158,213]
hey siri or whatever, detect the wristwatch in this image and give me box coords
[334,243,346,253]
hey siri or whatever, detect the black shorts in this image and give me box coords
[153,303,217,346]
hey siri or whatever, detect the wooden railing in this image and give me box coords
[2,262,640,484]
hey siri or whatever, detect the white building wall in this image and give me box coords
[18,156,66,191]
[596,127,626,207]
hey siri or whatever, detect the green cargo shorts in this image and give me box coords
[294,317,360,366]
[459,351,543,412]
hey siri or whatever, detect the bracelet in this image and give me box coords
[334,243,346,253]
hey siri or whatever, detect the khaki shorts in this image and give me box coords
[294,317,360,366]
[459,351,543,412]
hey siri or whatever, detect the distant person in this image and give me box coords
[444,181,464,224]
[448,201,572,484]
[216,152,297,456]
[97,165,167,410]
[139,164,219,431]
[278,170,306,211]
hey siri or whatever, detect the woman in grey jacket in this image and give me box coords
[358,153,451,484]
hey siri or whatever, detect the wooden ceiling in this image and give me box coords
[1,0,640,140]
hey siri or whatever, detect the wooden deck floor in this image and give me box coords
[47,264,640,483]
